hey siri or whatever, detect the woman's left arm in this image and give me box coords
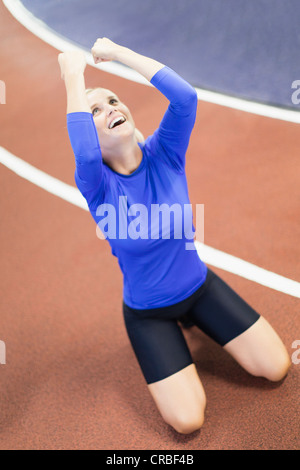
[91,37,165,82]
[92,38,198,170]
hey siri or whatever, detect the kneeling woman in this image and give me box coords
[58,38,291,434]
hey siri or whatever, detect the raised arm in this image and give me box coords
[91,38,197,171]
[91,37,165,82]
[58,50,90,113]
[58,50,104,199]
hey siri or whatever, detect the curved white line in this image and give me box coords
[0,146,88,211]
[1,145,299,298]
[3,0,300,124]
[195,242,300,299]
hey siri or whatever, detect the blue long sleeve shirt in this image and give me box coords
[67,66,207,309]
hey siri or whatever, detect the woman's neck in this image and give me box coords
[104,138,143,175]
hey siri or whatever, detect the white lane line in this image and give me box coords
[0,146,88,211]
[3,0,300,124]
[1,145,299,298]
[195,242,300,299]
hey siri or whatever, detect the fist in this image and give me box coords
[91,37,121,64]
[58,50,87,79]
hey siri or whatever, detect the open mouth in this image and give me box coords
[108,116,126,129]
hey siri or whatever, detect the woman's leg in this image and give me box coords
[188,269,291,381]
[148,363,206,434]
[223,316,291,381]
[123,303,206,434]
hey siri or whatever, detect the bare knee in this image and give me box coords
[259,354,292,382]
[166,404,206,434]
[224,316,292,383]
[156,388,206,434]
[165,396,206,434]
[148,364,207,434]
[245,346,292,382]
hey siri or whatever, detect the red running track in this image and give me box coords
[0,2,299,449]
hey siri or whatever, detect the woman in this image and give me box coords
[58,38,291,434]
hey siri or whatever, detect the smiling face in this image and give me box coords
[86,88,137,156]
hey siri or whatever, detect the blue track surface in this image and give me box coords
[21,0,300,110]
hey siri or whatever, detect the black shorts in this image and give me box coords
[123,268,260,385]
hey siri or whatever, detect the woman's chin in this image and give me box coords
[110,125,135,140]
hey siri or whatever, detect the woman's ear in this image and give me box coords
[135,128,145,143]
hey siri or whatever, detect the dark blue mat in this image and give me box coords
[21,0,300,110]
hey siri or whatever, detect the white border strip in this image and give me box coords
[1,145,299,298]
[3,0,300,123]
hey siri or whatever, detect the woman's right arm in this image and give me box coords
[58,50,90,113]
[58,51,104,199]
